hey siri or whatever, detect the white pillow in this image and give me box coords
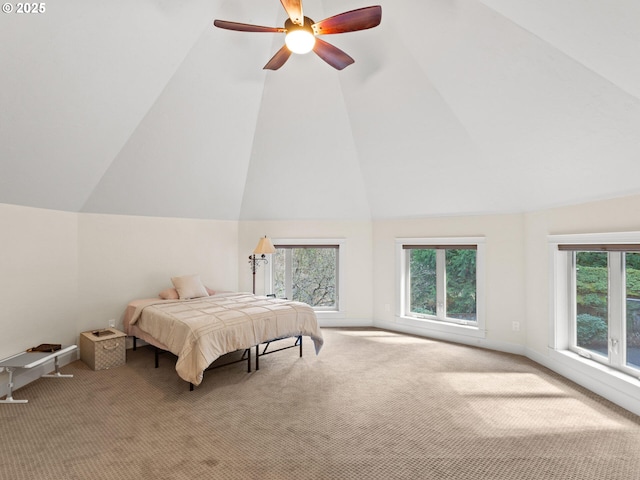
[171,274,209,300]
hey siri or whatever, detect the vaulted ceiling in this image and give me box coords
[2,0,639,221]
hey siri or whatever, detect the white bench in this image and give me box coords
[0,345,77,404]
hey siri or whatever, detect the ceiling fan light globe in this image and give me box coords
[285,30,316,54]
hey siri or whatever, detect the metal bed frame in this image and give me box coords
[132,335,303,390]
[255,335,302,371]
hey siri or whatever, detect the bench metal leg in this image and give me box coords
[0,368,28,404]
[42,356,73,378]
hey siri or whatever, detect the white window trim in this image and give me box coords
[549,231,640,348]
[264,238,346,319]
[395,236,486,339]
[548,232,640,394]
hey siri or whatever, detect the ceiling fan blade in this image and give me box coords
[312,6,382,35]
[264,45,292,70]
[214,19,284,33]
[312,37,354,70]
[280,0,304,26]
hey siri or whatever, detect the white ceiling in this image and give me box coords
[1,0,639,220]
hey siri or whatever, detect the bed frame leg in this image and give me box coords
[154,346,159,368]
[255,345,260,371]
[189,383,194,391]
[133,336,137,351]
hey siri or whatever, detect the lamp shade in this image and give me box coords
[253,236,276,255]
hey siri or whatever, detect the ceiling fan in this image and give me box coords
[213,0,382,71]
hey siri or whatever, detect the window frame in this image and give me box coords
[396,237,486,339]
[559,243,640,378]
[549,232,640,382]
[265,238,345,319]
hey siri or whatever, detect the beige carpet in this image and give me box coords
[1,328,639,480]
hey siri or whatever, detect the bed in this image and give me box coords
[123,291,324,387]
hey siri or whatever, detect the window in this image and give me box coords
[397,237,485,337]
[404,245,477,323]
[559,243,640,376]
[269,242,341,312]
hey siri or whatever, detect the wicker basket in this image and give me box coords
[80,328,126,371]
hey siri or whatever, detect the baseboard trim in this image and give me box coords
[319,318,374,328]
[374,319,525,356]
[526,347,640,417]
[375,319,640,417]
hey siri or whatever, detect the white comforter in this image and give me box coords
[128,292,324,385]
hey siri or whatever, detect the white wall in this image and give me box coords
[0,204,78,397]
[78,213,238,333]
[523,193,640,415]
[525,193,640,359]
[371,213,527,353]
[239,220,374,324]
[0,204,79,357]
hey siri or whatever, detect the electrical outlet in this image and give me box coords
[108,319,116,328]
[512,321,520,332]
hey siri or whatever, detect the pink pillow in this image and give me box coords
[159,287,179,300]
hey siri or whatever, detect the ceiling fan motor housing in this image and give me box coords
[285,16,315,34]
[284,16,316,54]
